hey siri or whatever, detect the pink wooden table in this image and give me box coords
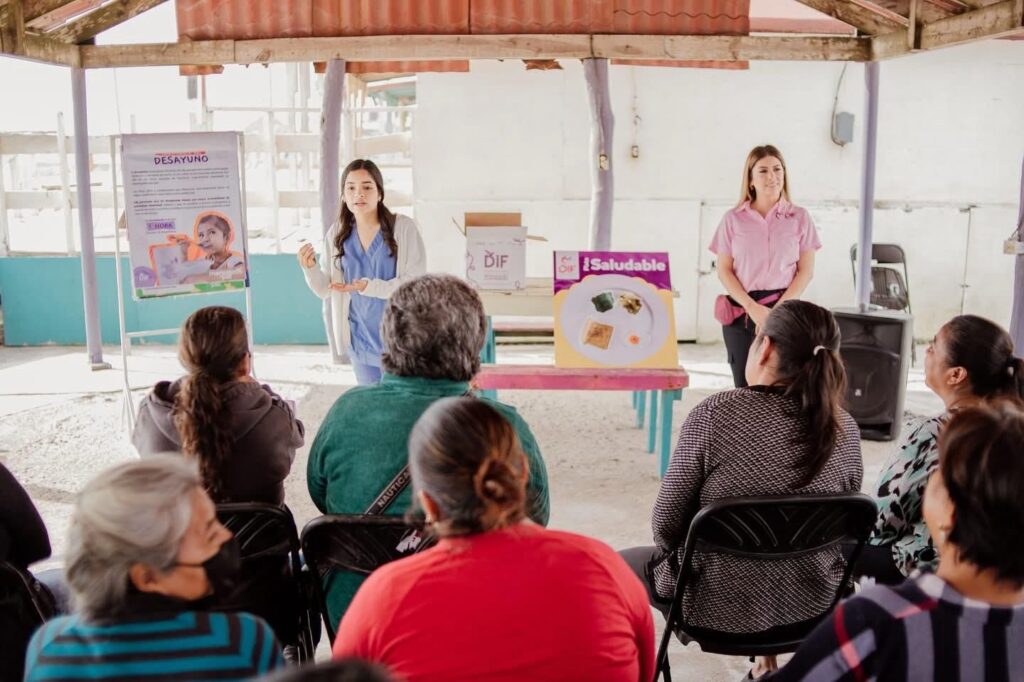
[472,364,690,476]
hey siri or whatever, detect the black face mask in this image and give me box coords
[177,536,241,598]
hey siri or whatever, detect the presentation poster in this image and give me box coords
[553,251,678,369]
[122,132,248,299]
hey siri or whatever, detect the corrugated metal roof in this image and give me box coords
[312,0,470,37]
[175,0,753,74]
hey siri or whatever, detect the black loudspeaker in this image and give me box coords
[832,307,914,441]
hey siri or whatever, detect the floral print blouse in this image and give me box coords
[868,414,946,575]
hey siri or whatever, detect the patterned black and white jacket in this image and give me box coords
[651,386,863,633]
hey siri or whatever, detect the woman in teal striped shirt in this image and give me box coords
[24,455,285,681]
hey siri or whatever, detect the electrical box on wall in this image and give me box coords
[832,111,855,146]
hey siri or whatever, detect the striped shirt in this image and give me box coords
[25,610,284,681]
[767,572,1024,681]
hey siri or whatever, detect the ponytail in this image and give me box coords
[760,300,847,487]
[784,345,846,487]
[1008,357,1024,402]
[172,306,249,500]
[173,372,233,498]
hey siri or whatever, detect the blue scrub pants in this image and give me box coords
[351,361,382,385]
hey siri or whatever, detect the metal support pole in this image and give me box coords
[583,58,614,251]
[71,67,109,369]
[0,154,9,256]
[56,113,76,254]
[320,58,345,364]
[1010,155,1024,358]
[109,136,135,427]
[855,61,880,312]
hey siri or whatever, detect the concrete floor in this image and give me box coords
[0,341,942,679]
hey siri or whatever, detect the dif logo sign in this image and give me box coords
[484,250,509,269]
[554,251,581,281]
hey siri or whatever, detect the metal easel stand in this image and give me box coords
[109,132,256,439]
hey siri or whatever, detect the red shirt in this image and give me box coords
[333,523,654,682]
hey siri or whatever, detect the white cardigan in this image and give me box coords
[302,214,426,353]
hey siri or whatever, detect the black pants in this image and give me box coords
[723,318,757,388]
[842,542,905,586]
[721,288,786,388]
[619,546,673,618]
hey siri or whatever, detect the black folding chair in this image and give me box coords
[300,514,436,644]
[850,243,912,314]
[214,503,317,663]
[654,493,876,682]
[0,560,57,681]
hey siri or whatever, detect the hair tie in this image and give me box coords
[1009,363,1016,377]
[812,345,828,357]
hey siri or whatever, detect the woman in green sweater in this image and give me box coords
[307,273,551,629]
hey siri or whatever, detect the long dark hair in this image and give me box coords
[334,159,398,260]
[757,300,847,487]
[407,397,527,537]
[172,306,248,499]
[940,315,1024,400]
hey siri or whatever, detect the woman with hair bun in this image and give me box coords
[864,314,1024,583]
[333,396,654,682]
[622,299,862,678]
[132,306,304,505]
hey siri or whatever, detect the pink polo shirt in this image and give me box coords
[708,199,821,292]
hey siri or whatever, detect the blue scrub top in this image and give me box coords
[341,229,396,367]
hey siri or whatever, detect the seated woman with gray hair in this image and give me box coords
[307,273,551,630]
[24,455,285,682]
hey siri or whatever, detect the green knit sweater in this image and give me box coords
[307,373,551,629]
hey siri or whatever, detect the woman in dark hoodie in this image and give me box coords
[132,306,304,505]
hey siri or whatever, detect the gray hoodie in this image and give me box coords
[132,379,304,505]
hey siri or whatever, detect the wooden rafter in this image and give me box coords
[0,30,80,65]
[77,34,872,69]
[873,0,1024,58]
[869,0,965,22]
[793,0,907,35]
[44,0,167,44]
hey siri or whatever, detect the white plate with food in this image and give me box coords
[559,274,670,364]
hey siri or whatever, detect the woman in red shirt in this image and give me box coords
[333,397,655,682]
[710,144,821,387]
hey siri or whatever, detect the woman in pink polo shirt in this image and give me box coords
[710,144,821,387]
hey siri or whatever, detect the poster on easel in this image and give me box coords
[122,132,248,299]
[553,251,678,368]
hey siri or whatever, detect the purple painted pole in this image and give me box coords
[71,67,108,369]
[856,61,880,311]
[320,59,345,364]
[1010,155,1024,358]
[584,58,614,251]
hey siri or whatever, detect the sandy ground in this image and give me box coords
[0,341,942,680]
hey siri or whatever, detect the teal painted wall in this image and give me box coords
[0,255,329,345]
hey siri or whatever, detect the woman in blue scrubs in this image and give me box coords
[299,159,426,384]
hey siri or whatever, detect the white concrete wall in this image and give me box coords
[412,41,1024,341]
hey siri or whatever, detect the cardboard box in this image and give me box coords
[464,212,527,290]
